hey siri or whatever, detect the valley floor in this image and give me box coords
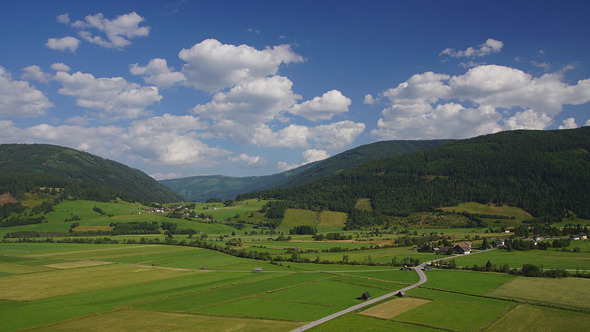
[1,242,588,332]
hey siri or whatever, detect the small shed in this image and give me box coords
[253,267,264,273]
[361,292,371,300]
[397,291,407,297]
[423,266,432,271]
[200,265,207,270]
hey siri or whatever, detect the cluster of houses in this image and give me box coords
[146,205,192,217]
[415,242,475,255]
[570,233,587,241]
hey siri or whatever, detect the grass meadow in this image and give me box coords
[0,241,588,331]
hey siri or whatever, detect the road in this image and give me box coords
[291,250,493,332]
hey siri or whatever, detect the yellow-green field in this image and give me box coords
[360,298,430,319]
[318,211,347,227]
[355,198,372,212]
[441,202,533,222]
[488,277,590,310]
[30,309,302,332]
[486,304,590,332]
[0,263,194,301]
[279,208,318,229]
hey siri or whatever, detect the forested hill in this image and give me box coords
[160,139,450,201]
[0,144,184,203]
[240,127,590,225]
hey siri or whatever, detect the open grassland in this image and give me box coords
[421,270,514,294]
[245,240,367,251]
[197,296,338,322]
[393,298,509,331]
[280,208,318,229]
[441,202,533,221]
[198,199,269,220]
[0,262,53,275]
[488,277,590,310]
[310,314,440,332]
[318,211,347,227]
[409,287,513,308]
[262,278,393,307]
[30,309,302,332]
[0,270,282,331]
[334,270,420,284]
[451,247,590,270]
[0,263,195,301]
[42,260,113,269]
[486,304,590,332]
[135,272,328,312]
[360,298,431,319]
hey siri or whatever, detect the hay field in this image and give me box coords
[488,277,590,310]
[360,298,430,319]
[486,304,590,332]
[318,211,347,227]
[42,261,113,269]
[0,263,195,301]
[30,309,301,332]
[280,209,318,229]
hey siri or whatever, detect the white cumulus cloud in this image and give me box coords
[558,117,578,129]
[179,39,303,92]
[51,63,71,72]
[130,58,186,89]
[290,90,351,121]
[61,12,149,49]
[21,65,50,83]
[45,36,80,53]
[372,65,590,139]
[0,67,52,118]
[54,70,162,121]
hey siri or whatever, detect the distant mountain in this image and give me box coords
[0,144,184,203]
[242,127,590,227]
[160,140,450,201]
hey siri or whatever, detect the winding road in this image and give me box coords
[291,251,490,331]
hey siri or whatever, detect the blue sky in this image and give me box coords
[1,0,589,179]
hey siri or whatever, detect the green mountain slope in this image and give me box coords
[160,140,450,201]
[241,127,590,226]
[0,144,184,203]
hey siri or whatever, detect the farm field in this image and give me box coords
[488,277,590,310]
[486,304,590,332]
[451,246,590,270]
[279,208,318,229]
[441,202,533,222]
[0,241,589,331]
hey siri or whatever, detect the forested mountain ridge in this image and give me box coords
[240,127,590,226]
[160,140,450,201]
[0,144,184,203]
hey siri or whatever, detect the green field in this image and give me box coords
[279,209,318,229]
[452,247,590,270]
[318,211,347,227]
[486,305,590,332]
[420,270,515,294]
[441,202,533,222]
[488,277,590,310]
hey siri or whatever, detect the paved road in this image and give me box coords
[291,249,494,331]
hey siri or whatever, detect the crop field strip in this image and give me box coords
[360,298,431,319]
[28,309,303,332]
[485,304,590,332]
[0,263,197,301]
[488,277,590,311]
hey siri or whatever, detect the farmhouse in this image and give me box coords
[579,232,587,240]
[491,239,505,248]
[453,243,471,254]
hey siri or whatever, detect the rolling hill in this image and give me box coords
[159,140,450,201]
[0,144,184,203]
[241,127,590,227]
